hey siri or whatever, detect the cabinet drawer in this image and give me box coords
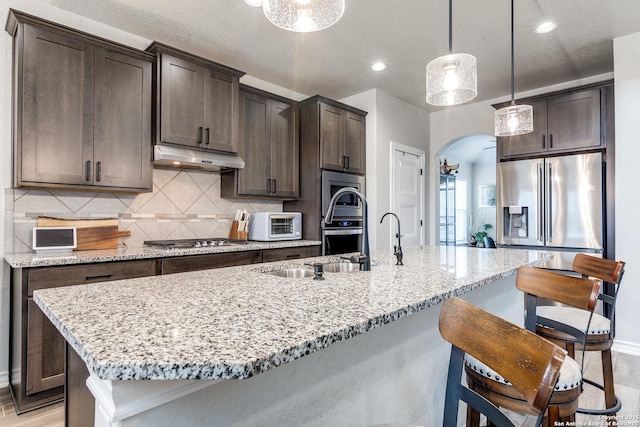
[27,260,158,295]
[262,246,321,263]
[161,251,262,275]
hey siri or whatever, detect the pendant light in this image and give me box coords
[494,0,533,136]
[263,0,345,33]
[426,0,477,106]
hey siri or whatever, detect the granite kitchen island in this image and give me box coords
[33,246,551,426]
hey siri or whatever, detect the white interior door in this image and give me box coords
[391,142,424,247]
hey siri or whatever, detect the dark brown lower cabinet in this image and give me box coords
[9,245,320,413]
[160,250,262,274]
[262,245,321,262]
[10,259,159,414]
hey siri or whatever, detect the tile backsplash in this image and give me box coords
[5,168,282,253]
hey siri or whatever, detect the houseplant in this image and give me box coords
[473,223,493,247]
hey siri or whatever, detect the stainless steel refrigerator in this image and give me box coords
[496,152,604,268]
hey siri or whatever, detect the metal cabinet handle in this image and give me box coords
[267,179,271,193]
[549,134,553,148]
[345,156,350,170]
[342,155,346,168]
[537,162,544,242]
[96,161,102,182]
[85,161,91,182]
[542,134,546,149]
[546,162,553,242]
[85,274,113,281]
[272,179,277,193]
[198,127,203,144]
[205,128,210,145]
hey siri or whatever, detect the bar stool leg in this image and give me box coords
[602,348,617,412]
[466,405,481,427]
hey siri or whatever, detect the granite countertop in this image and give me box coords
[33,246,551,382]
[3,240,321,268]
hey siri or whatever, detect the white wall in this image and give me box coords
[342,89,430,250]
[613,31,640,354]
[472,163,497,241]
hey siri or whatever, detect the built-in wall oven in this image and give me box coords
[321,171,366,255]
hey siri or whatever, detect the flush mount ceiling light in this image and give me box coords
[426,0,477,106]
[371,62,386,71]
[244,0,263,7]
[535,21,557,34]
[262,0,345,32]
[494,0,533,137]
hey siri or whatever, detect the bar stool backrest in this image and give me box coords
[516,266,601,339]
[439,297,566,427]
[573,254,625,338]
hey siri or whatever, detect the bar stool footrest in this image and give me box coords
[576,378,621,415]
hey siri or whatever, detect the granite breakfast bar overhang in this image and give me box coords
[33,246,551,426]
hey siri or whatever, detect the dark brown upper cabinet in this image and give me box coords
[221,86,299,199]
[7,10,154,192]
[146,42,245,154]
[495,83,612,160]
[305,97,366,175]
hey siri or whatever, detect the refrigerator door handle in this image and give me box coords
[537,162,544,242]
[546,162,553,243]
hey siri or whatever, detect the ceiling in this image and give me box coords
[39,0,640,113]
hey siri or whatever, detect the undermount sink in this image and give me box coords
[322,262,361,273]
[265,268,315,278]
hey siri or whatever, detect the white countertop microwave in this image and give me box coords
[248,212,302,241]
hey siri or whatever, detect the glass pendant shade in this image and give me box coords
[494,104,533,136]
[263,0,345,32]
[494,0,534,137]
[426,53,477,106]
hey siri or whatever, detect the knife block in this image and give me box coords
[228,221,248,241]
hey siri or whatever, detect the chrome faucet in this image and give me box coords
[324,187,370,271]
[380,212,403,265]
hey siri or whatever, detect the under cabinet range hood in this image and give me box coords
[153,145,245,171]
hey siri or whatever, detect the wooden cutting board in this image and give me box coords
[37,217,130,250]
[37,217,119,228]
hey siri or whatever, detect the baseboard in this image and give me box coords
[0,371,9,389]
[612,340,640,357]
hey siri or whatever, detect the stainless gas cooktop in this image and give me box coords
[143,238,249,249]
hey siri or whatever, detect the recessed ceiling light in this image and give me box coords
[535,22,557,34]
[371,62,386,71]
[244,0,262,7]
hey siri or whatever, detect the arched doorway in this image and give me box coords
[436,134,496,246]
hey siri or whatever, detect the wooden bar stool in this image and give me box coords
[535,254,625,415]
[462,266,600,426]
[439,297,567,427]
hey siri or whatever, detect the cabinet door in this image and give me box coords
[203,68,239,153]
[238,91,271,196]
[270,100,299,198]
[160,54,203,147]
[497,98,548,159]
[320,103,345,171]
[547,88,601,152]
[20,26,94,185]
[343,112,366,174]
[26,299,65,395]
[94,48,152,190]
